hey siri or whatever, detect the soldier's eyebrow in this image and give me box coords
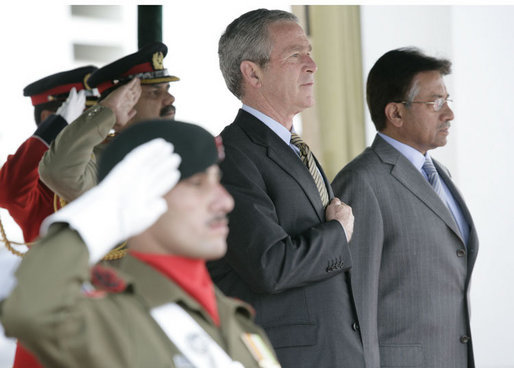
[146,83,170,91]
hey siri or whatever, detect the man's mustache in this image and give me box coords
[160,105,176,117]
[440,121,451,129]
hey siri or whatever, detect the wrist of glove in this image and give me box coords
[56,87,86,124]
[40,139,181,264]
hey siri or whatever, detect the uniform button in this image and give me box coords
[456,249,466,257]
[460,335,470,344]
[352,322,360,331]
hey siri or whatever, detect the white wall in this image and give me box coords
[162,2,293,135]
[360,6,455,170]
[452,6,514,367]
[0,4,70,365]
[361,5,514,367]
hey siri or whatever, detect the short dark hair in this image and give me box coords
[366,47,452,131]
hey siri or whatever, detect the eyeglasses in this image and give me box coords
[400,97,453,112]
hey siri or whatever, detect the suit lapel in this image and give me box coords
[435,161,479,265]
[372,135,463,243]
[235,110,325,221]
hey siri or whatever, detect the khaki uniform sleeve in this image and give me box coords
[0,224,136,367]
[39,105,116,202]
[1,224,89,363]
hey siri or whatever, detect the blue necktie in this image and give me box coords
[422,158,448,206]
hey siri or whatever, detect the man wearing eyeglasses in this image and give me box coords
[332,47,478,368]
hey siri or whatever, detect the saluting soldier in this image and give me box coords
[1,120,281,368]
[0,65,99,368]
[0,65,98,244]
[39,42,179,203]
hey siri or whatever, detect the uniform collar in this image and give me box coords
[129,251,220,325]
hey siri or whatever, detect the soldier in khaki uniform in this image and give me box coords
[1,120,280,368]
[39,41,178,203]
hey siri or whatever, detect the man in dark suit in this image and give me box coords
[207,8,365,368]
[332,48,478,367]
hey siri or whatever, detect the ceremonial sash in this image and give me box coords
[151,303,245,368]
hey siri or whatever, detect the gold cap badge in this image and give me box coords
[152,51,164,70]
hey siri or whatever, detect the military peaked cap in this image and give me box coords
[98,120,223,182]
[23,65,99,106]
[87,42,179,94]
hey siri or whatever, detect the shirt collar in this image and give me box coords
[242,104,294,145]
[378,132,430,172]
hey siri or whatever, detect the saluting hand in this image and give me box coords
[100,77,142,131]
[325,197,354,242]
[40,138,181,264]
[56,87,87,124]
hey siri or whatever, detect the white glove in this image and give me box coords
[56,87,86,124]
[40,138,181,264]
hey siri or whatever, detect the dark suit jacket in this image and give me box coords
[332,135,478,368]
[208,109,365,368]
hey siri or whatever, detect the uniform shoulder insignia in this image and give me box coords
[90,264,127,293]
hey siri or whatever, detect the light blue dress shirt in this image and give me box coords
[242,104,326,178]
[242,104,301,155]
[378,132,470,246]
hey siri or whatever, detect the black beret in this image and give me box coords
[23,65,99,106]
[87,42,179,94]
[98,120,223,183]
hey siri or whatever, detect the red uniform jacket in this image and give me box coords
[0,114,67,368]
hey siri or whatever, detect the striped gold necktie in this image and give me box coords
[290,133,329,207]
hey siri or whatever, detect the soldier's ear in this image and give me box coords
[240,61,262,89]
[385,102,404,128]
